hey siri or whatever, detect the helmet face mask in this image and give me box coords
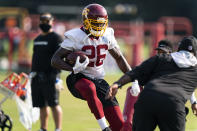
[82,4,108,37]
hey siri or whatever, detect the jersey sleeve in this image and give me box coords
[60,32,76,51]
[108,28,119,50]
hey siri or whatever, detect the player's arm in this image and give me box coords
[51,47,73,71]
[106,55,158,100]
[105,74,132,100]
[109,47,131,73]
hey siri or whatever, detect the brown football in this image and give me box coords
[66,51,87,66]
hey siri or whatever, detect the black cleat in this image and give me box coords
[102,127,112,131]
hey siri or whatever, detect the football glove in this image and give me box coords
[73,56,89,74]
[130,80,140,96]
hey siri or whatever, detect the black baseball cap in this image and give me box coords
[40,13,54,22]
[155,40,173,53]
[178,36,197,56]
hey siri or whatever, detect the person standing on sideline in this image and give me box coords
[106,36,197,131]
[30,13,63,131]
[51,3,131,131]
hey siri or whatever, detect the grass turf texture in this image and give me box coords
[0,71,196,131]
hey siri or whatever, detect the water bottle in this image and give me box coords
[55,78,64,91]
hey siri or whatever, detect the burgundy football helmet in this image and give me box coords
[82,4,108,37]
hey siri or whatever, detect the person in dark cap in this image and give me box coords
[30,13,63,131]
[121,39,173,131]
[156,38,197,118]
[155,39,173,54]
[178,36,197,56]
[106,36,197,131]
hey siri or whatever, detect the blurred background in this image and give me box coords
[0,0,196,73]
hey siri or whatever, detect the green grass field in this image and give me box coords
[0,71,197,131]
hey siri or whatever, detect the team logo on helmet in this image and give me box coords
[82,8,89,17]
[188,46,193,51]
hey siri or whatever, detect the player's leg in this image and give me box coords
[95,79,124,131]
[75,78,109,130]
[51,105,62,131]
[40,106,50,130]
[31,73,49,131]
[103,106,124,131]
[47,74,62,131]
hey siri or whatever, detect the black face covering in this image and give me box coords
[39,24,51,32]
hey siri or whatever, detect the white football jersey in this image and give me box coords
[61,27,119,79]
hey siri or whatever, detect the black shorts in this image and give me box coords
[31,72,59,107]
[66,73,119,108]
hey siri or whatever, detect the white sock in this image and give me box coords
[55,129,61,131]
[97,117,108,130]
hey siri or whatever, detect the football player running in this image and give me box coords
[51,3,131,131]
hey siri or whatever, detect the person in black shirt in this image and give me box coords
[122,39,174,131]
[155,39,197,117]
[106,36,197,131]
[30,13,63,131]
